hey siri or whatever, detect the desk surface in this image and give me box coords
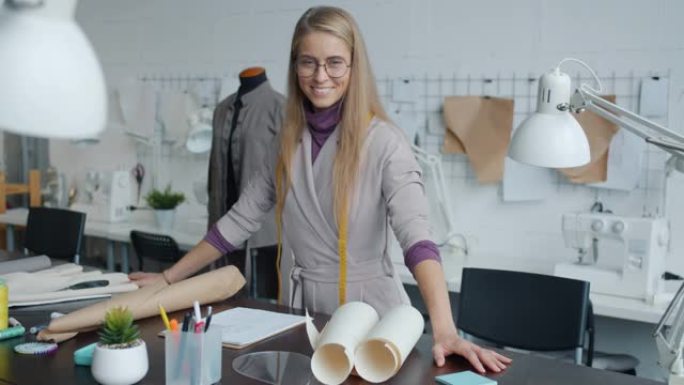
[5,298,662,385]
[0,208,205,249]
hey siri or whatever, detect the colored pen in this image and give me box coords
[194,320,204,334]
[169,318,179,332]
[181,312,192,332]
[204,306,213,332]
[193,300,201,322]
[158,304,171,330]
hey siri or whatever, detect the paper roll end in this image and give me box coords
[311,343,353,385]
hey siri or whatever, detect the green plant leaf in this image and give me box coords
[98,306,141,346]
[144,184,185,210]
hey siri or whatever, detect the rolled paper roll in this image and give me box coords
[308,302,379,385]
[38,266,245,342]
[354,305,424,383]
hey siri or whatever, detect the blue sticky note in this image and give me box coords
[435,371,497,385]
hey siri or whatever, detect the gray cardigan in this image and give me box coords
[214,118,434,315]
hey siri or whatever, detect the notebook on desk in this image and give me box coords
[211,307,306,349]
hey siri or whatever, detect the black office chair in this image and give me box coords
[130,230,181,272]
[24,207,86,264]
[576,301,639,374]
[457,268,592,365]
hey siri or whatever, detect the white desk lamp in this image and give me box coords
[509,58,684,169]
[0,0,106,139]
[508,58,684,383]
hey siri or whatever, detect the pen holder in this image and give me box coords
[165,327,222,385]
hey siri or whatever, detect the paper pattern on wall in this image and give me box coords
[559,95,619,184]
[639,77,669,118]
[387,103,420,144]
[392,78,420,104]
[158,90,199,145]
[117,79,156,138]
[442,96,514,183]
[589,129,645,191]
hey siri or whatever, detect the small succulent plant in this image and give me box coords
[98,307,141,348]
[144,185,185,210]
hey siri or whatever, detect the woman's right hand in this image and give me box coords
[128,271,166,287]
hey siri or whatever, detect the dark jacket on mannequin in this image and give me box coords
[208,69,285,249]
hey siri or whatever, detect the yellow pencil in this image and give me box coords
[158,304,171,330]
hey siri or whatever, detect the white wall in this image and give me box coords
[46,0,684,380]
[60,0,684,264]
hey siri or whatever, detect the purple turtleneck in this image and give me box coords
[304,99,343,162]
[203,98,440,275]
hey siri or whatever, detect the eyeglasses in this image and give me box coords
[295,56,350,78]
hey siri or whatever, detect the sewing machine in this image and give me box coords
[71,171,131,223]
[555,212,670,303]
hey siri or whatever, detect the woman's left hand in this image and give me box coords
[432,329,512,373]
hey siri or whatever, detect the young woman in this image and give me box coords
[130,6,510,373]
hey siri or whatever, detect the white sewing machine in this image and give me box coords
[555,212,670,303]
[71,171,131,223]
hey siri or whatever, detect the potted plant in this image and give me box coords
[145,184,185,231]
[91,307,149,385]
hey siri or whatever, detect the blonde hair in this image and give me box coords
[275,6,387,230]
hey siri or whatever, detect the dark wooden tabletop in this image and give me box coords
[2,296,663,385]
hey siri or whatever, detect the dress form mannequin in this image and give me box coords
[237,67,267,97]
[209,66,283,300]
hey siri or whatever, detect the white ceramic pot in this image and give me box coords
[91,340,149,385]
[154,209,176,231]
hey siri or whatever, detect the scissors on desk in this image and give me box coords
[132,163,145,204]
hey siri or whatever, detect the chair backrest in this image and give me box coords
[458,268,590,352]
[0,170,41,213]
[24,207,86,263]
[130,230,181,271]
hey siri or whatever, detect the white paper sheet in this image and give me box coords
[4,264,136,307]
[210,307,305,349]
[306,302,424,385]
[639,77,669,118]
[590,130,645,191]
[118,79,156,138]
[387,104,420,144]
[158,90,198,145]
[392,78,420,104]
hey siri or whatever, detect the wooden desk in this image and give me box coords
[3,298,662,385]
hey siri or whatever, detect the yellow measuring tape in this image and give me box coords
[275,168,348,306]
[337,199,349,305]
[275,167,284,305]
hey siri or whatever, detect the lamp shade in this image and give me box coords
[508,68,590,168]
[0,0,106,139]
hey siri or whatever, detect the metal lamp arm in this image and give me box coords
[654,282,684,376]
[575,85,684,158]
